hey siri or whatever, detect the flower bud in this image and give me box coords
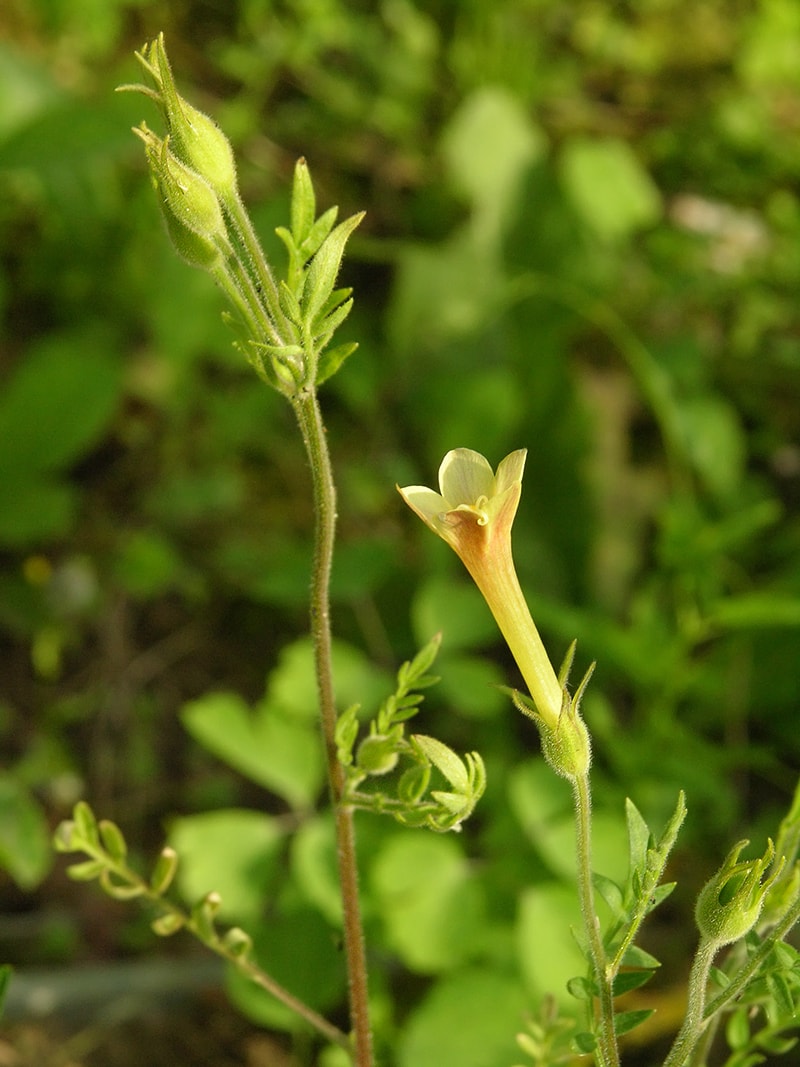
[695,839,783,947]
[356,734,400,776]
[135,125,230,268]
[539,701,592,781]
[137,34,239,204]
[510,685,592,782]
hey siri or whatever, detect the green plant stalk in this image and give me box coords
[291,387,373,1067]
[224,191,293,344]
[573,773,619,1067]
[66,841,351,1050]
[662,935,719,1067]
[701,889,800,1025]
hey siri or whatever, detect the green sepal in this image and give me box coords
[192,892,222,942]
[558,639,577,686]
[310,286,352,326]
[53,820,80,853]
[356,733,400,776]
[431,790,469,817]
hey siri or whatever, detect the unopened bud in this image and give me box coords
[539,708,591,781]
[356,734,399,776]
[696,839,783,946]
[135,126,230,268]
[141,34,238,204]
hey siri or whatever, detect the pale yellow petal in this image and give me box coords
[396,485,449,534]
[495,449,527,494]
[438,448,495,507]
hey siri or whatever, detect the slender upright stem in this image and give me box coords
[692,892,800,1064]
[291,388,373,1067]
[662,936,719,1067]
[573,773,619,1067]
[224,192,292,343]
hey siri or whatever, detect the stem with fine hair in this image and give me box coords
[573,772,619,1067]
[291,387,373,1067]
[662,936,719,1067]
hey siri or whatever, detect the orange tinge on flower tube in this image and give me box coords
[398,448,563,731]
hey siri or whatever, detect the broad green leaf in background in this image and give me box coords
[0,480,75,547]
[370,832,485,973]
[412,575,497,653]
[291,813,342,926]
[398,967,527,1067]
[437,653,506,719]
[422,364,527,471]
[265,637,390,722]
[440,86,545,243]
[516,882,586,1003]
[168,808,285,924]
[508,760,628,882]
[112,529,198,599]
[226,906,346,1033]
[674,394,746,499]
[559,136,662,241]
[0,333,121,466]
[181,692,324,810]
[0,329,122,546]
[0,42,61,142]
[739,0,800,88]
[389,88,545,355]
[0,776,52,888]
[707,592,800,631]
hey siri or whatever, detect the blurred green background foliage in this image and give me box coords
[1,0,800,1064]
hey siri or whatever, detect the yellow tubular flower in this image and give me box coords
[398,448,563,731]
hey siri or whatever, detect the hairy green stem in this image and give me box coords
[225,192,292,343]
[573,773,619,1067]
[663,936,719,1067]
[702,889,800,1025]
[292,388,373,1067]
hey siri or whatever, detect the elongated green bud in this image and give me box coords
[696,839,783,946]
[134,125,230,268]
[131,33,239,204]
